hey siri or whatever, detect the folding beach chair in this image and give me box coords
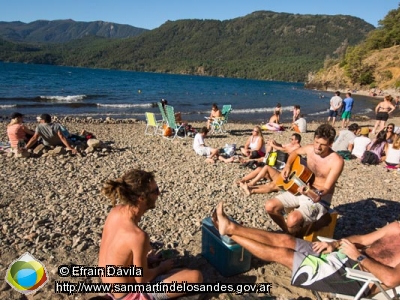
[144,112,163,135]
[164,105,186,140]
[210,104,232,134]
[313,236,400,300]
[157,102,169,126]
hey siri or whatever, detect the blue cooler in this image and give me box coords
[201,217,251,277]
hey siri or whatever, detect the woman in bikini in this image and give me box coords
[372,95,395,135]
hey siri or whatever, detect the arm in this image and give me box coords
[340,222,400,287]
[57,131,77,154]
[347,142,354,152]
[22,125,35,136]
[281,145,310,179]
[375,103,380,114]
[388,104,396,114]
[244,137,251,151]
[25,133,40,149]
[133,231,173,283]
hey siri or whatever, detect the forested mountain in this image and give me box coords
[0,20,148,43]
[0,12,374,82]
[306,4,400,91]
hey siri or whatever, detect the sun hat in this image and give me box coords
[360,127,369,135]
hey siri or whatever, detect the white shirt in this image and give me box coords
[294,118,307,133]
[351,136,372,158]
[330,95,343,110]
[193,133,205,151]
[385,144,400,164]
[332,130,356,152]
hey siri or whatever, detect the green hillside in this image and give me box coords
[0,11,374,82]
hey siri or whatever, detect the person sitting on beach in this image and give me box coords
[351,127,371,159]
[372,95,395,135]
[366,130,387,163]
[6,112,35,152]
[274,103,282,123]
[193,127,234,164]
[99,169,202,300]
[341,92,354,129]
[240,126,266,159]
[265,124,344,237]
[332,123,359,154]
[237,134,302,197]
[384,123,396,144]
[384,133,400,168]
[327,91,342,127]
[292,105,301,123]
[213,202,400,298]
[291,114,306,133]
[25,113,77,154]
[206,103,222,130]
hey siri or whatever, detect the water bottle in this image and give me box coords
[267,152,277,166]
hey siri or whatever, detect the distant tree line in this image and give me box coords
[0,11,374,82]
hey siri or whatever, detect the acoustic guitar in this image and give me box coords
[275,155,314,195]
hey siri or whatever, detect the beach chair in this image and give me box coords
[144,112,163,135]
[210,104,232,134]
[157,102,169,126]
[164,105,186,140]
[313,236,400,300]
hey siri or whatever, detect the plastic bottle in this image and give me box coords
[267,152,277,166]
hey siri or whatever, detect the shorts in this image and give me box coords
[341,111,351,119]
[195,147,212,156]
[376,112,389,121]
[328,110,338,118]
[291,239,369,296]
[276,192,331,225]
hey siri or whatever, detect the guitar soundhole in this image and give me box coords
[284,172,295,184]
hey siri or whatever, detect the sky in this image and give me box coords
[1,0,399,30]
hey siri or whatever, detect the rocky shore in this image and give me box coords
[1,117,399,300]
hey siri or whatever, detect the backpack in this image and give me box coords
[361,150,379,165]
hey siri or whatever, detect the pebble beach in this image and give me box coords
[1,116,400,300]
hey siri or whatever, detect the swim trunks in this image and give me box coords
[291,239,369,296]
[376,112,389,121]
[328,110,338,118]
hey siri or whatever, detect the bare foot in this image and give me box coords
[240,182,251,197]
[205,158,215,164]
[216,202,232,236]
[233,179,242,187]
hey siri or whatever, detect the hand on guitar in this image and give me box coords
[298,184,321,203]
[281,165,291,181]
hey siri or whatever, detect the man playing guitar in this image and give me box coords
[265,124,344,237]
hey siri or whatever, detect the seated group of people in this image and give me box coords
[332,122,400,167]
[101,123,399,298]
[7,112,95,156]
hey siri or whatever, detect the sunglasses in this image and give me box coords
[387,127,394,129]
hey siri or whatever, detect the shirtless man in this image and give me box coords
[238,133,302,196]
[265,124,344,236]
[214,202,400,297]
[99,169,202,299]
[206,103,222,130]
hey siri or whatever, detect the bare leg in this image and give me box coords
[265,198,289,233]
[372,120,380,134]
[249,166,279,186]
[219,156,234,163]
[240,167,262,183]
[215,202,295,269]
[240,182,251,196]
[248,182,280,194]
[163,269,203,298]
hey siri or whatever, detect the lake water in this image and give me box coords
[0,62,377,123]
